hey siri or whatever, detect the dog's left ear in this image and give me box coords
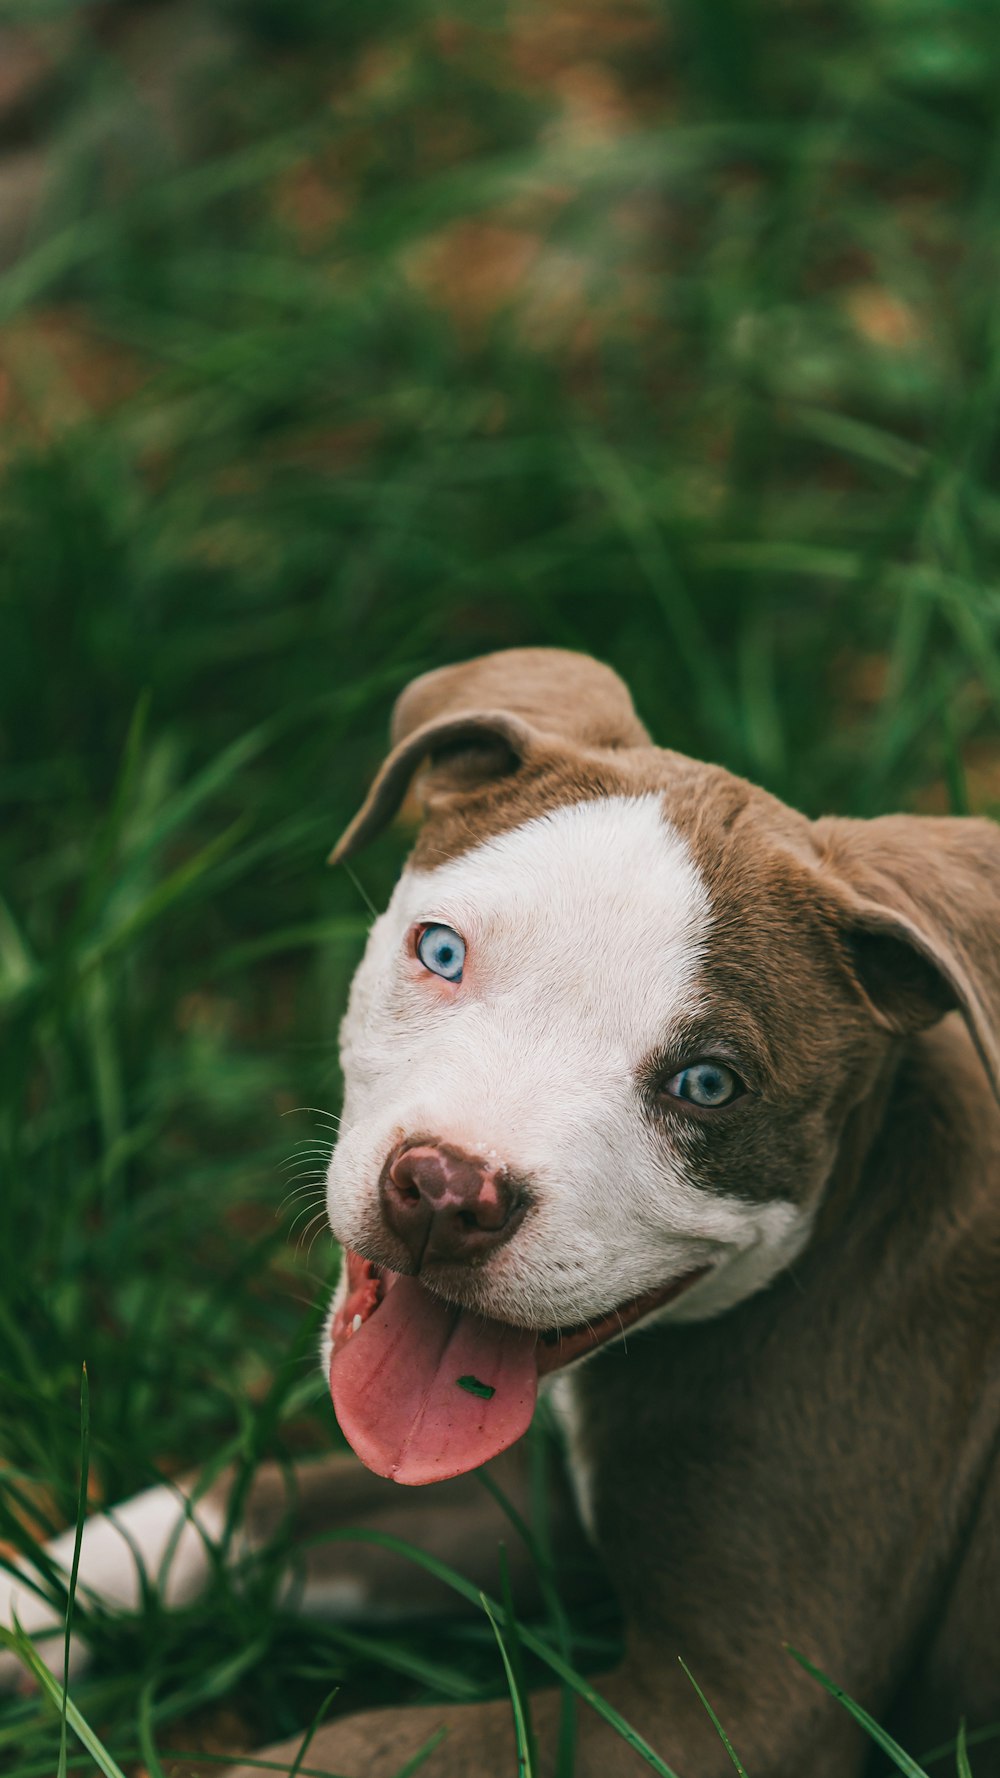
[329,648,649,865]
[816,813,1000,1103]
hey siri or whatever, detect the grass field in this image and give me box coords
[1,0,1000,1771]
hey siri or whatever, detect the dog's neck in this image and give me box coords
[812,1036,908,1245]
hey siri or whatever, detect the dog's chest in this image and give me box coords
[544,1371,598,1537]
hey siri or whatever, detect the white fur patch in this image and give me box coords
[326,794,811,1338]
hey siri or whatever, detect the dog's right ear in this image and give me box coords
[815,812,1000,1106]
[329,648,649,864]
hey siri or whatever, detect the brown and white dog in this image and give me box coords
[3,648,1000,1777]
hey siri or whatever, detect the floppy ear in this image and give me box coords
[815,813,1000,1104]
[329,648,650,865]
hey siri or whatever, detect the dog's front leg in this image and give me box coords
[0,1443,601,1690]
[0,1475,228,1689]
[228,1651,867,1778]
[223,1673,747,1778]
[240,1441,602,1624]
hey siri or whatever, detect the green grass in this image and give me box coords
[1,0,1000,1770]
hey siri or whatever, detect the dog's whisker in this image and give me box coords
[279,1187,327,1215]
[297,1268,339,1292]
[279,1200,325,1224]
[340,860,380,921]
[281,1105,343,1127]
[278,1171,329,1194]
[303,1212,333,1262]
[281,1182,327,1207]
[280,1147,334,1167]
[290,1201,329,1230]
[291,1207,331,1243]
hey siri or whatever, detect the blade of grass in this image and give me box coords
[678,1657,749,1775]
[576,432,734,746]
[529,1425,578,1778]
[73,691,152,934]
[162,1756,353,1777]
[287,1686,339,1778]
[498,1543,537,1776]
[0,1620,128,1778]
[940,702,971,815]
[393,1726,451,1777]
[481,1591,534,1778]
[58,1363,90,1778]
[3,1757,144,1778]
[783,403,926,479]
[314,1621,481,1701]
[479,1440,576,1778]
[85,815,252,971]
[785,1646,930,1777]
[956,1719,973,1778]
[137,1681,168,1778]
[0,128,319,322]
[918,1722,1000,1767]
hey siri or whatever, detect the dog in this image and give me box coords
[3,647,999,1777]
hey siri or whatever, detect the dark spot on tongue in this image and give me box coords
[456,1375,496,1399]
[329,1272,537,1485]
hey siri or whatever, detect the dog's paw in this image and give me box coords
[226,1696,524,1778]
[0,1480,226,1696]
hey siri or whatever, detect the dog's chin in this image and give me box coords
[329,1242,713,1376]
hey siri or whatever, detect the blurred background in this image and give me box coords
[1,0,999,1770]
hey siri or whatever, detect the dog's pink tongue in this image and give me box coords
[329,1274,537,1486]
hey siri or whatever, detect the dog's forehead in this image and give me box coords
[408,742,808,893]
[405,792,709,938]
[392,793,710,1058]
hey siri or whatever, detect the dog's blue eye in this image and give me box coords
[416,924,466,982]
[664,1061,742,1108]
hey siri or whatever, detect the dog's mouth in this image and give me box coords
[328,1250,709,1486]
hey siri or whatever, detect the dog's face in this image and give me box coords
[321,649,1000,1484]
[331,792,841,1333]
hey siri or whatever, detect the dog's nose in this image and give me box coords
[380,1143,524,1269]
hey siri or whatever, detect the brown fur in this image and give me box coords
[231,650,1000,1777]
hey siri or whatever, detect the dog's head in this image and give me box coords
[323,649,1000,1483]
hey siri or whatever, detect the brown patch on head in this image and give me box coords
[631,770,880,1209]
[637,772,1000,1215]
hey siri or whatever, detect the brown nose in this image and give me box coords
[380,1142,524,1270]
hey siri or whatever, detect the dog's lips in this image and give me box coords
[534,1266,711,1374]
[328,1249,708,1486]
[332,1250,385,1339]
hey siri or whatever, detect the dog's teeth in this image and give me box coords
[351,1314,362,1333]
